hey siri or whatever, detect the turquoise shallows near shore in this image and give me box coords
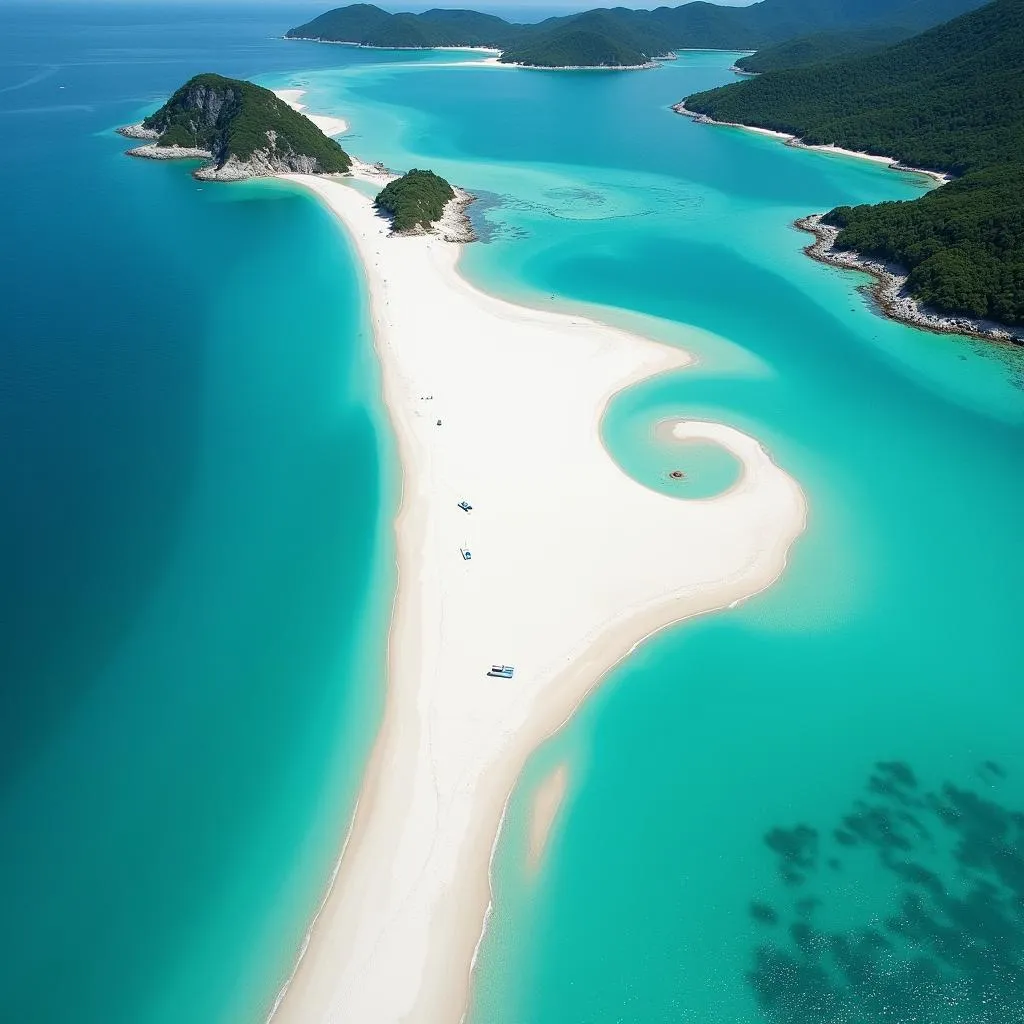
[0,6,1022,1024]
[0,9,398,1024]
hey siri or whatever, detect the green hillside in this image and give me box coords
[685,0,1023,174]
[734,27,914,72]
[499,12,654,67]
[826,164,1024,323]
[141,73,351,174]
[684,0,1024,327]
[499,31,648,68]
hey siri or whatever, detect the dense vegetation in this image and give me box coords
[143,73,351,172]
[685,0,1024,326]
[374,169,455,233]
[825,165,1024,323]
[499,21,650,67]
[286,0,986,67]
[685,0,1023,174]
[734,27,913,73]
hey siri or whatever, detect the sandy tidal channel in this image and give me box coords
[269,173,806,1024]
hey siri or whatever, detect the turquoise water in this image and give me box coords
[268,46,1024,1024]
[0,7,398,1023]
[3,8,1024,1023]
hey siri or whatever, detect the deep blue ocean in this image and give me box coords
[2,5,1023,1024]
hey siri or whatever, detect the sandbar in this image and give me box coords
[274,88,349,137]
[527,763,569,871]
[266,170,806,1024]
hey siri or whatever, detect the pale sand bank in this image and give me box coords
[268,173,806,1024]
[528,763,569,871]
[273,89,349,137]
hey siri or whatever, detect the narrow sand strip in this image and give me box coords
[672,102,951,184]
[274,89,349,137]
[528,763,569,871]
[268,173,806,1024]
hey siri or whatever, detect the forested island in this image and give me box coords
[683,0,1024,338]
[374,169,459,233]
[285,0,985,69]
[119,73,351,180]
[498,19,654,68]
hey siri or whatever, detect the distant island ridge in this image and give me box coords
[285,0,987,68]
[681,0,1024,341]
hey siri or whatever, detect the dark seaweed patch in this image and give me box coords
[751,901,780,926]
[748,762,1024,1023]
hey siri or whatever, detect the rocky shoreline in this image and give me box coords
[117,123,160,141]
[670,101,1023,345]
[119,123,349,179]
[118,122,214,163]
[350,160,476,242]
[127,143,214,161]
[195,151,337,181]
[435,188,477,243]
[796,215,1024,347]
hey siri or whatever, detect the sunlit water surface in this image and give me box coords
[1,6,1022,1022]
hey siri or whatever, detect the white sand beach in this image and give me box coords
[267,172,806,1024]
[672,102,951,183]
[274,89,349,137]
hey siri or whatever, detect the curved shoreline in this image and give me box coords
[272,88,349,137]
[264,170,806,1024]
[670,102,1024,346]
[796,214,1024,346]
[671,101,952,184]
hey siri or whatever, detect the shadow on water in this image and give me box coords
[748,761,1024,1023]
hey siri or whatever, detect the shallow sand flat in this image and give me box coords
[527,763,569,871]
[274,89,349,137]
[269,174,806,1024]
